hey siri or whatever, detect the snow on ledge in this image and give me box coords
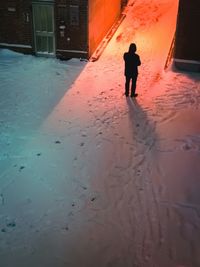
[174,58,200,72]
[0,43,32,49]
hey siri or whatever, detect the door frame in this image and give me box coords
[32,1,56,56]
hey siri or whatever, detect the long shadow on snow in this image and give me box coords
[126,97,157,153]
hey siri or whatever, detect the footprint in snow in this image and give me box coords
[6,221,16,228]
[91,196,97,202]
[64,225,69,231]
[19,166,25,171]
[82,186,87,190]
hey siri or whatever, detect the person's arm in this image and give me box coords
[123,53,127,61]
[137,55,141,66]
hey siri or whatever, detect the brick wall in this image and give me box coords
[88,0,122,57]
[0,0,127,59]
[55,0,88,59]
[0,0,33,53]
[175,0,200,61]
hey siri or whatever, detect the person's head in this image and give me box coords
[129,43,137,53]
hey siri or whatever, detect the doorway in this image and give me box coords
[32,3,55,55]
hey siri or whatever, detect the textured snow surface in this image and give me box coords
[1,0,200,267]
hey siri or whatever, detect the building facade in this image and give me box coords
[174,0,200,72]
[0,0,127,59]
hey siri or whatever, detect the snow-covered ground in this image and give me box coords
[1,0,200,266]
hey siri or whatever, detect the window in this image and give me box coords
[70,5,79,26]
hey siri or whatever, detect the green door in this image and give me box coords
[32,3,55,55]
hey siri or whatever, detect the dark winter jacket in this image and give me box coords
[123,52,141,77]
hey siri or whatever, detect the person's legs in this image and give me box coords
[131,74,138,96]
[125,76,131,96]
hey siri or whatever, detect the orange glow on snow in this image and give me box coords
[43,0,179,129]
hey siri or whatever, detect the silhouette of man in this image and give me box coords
[123,43,141,97]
